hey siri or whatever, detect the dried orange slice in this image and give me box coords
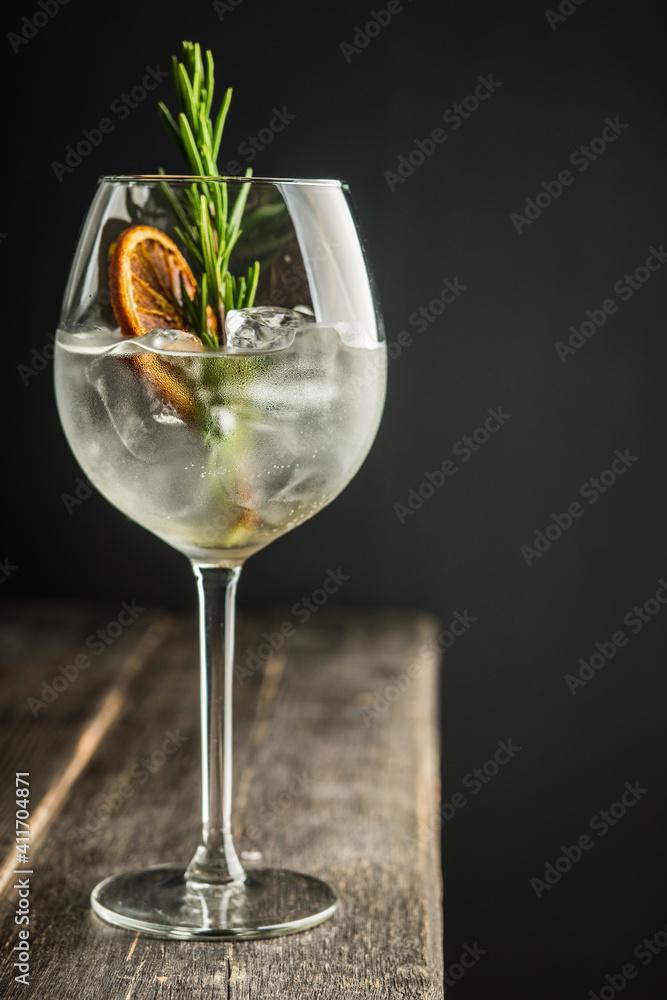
[107,225,214,423]
[109,224,216,338]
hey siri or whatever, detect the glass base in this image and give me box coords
[90,864,338,940]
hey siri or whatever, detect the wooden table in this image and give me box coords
[0,601,443,998]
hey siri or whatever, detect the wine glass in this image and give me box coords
[54,175,386,939]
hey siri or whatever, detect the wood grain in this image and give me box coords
[0,601,442,998]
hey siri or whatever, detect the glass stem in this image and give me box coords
[186,564,245,886]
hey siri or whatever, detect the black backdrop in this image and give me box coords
[3,1,667,996]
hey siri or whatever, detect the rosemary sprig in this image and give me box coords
[158,40,259,347]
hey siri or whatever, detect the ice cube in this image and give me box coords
[224,306,312,353]
[138,329,205,353]
[89,339,200,461]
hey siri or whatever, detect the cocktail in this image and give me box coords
[54,44,386,939]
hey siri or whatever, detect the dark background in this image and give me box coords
[3,0,667,995]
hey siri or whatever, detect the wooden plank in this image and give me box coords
[0,600,176,868]
[0,603,442,999]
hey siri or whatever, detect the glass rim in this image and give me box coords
[98,174,345,188]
